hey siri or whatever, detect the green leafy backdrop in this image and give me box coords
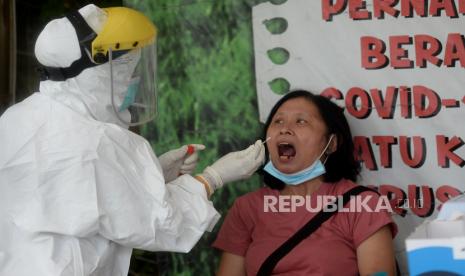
[124,0,275,275]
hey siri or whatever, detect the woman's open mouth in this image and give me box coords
[278,142,296,161]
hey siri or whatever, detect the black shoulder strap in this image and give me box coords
[257,185,376,276]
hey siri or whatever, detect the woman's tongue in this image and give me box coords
[278,144,296,161]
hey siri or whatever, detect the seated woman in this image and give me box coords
[213,90,397,276]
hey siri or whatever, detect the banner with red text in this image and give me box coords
[253,0,465,272]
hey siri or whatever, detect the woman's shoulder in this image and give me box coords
[223,187,277,226]
[232,186,277,210]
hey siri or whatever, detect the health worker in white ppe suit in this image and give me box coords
[0,4,265,276]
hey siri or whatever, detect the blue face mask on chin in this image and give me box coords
[264,159,326,185]
[264,135,334,186]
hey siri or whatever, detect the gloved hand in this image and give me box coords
[198,140,265,191]
[159,144,206,183]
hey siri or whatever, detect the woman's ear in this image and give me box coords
[328,134,338,154]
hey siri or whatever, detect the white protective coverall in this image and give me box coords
[0,5,221,276]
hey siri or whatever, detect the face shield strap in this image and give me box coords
[38,10,127,81]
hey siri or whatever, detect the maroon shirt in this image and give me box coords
[213,179,397,275]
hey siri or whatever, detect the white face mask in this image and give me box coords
[264,135,334,185]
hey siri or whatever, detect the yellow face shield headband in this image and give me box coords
[91,7,157,64]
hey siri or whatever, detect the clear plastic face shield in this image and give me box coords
[109,42,158,126]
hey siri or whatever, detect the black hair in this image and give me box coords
[260,90,361,190]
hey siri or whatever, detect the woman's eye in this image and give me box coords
[273,119,283,124]
[297,119,307,124]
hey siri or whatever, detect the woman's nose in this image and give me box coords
[279,126,293,135]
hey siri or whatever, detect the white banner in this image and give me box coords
[253,0,465,273]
